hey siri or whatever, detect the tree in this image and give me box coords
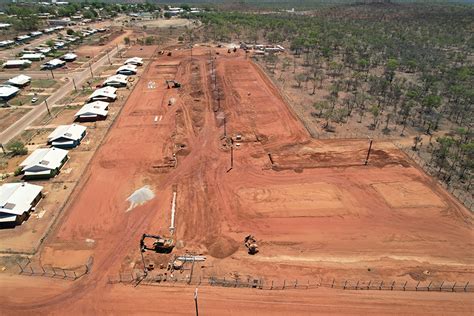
[294,73,306,88]
[124,37,130,45]
[7,141,27,156]
[66,29,75,36]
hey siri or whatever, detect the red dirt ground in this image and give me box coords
[0,47,472,314]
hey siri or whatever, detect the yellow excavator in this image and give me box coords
[140,233,174,254]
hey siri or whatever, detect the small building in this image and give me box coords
[0,182,43,227]
[124,57,143,66]
[41,59,66,70]
[47,124,87,148]
[116,64,137,75]
[15,35,31,43]
[0,85,20,101]
[29,31,43,37]
[20,147,69,180]
[87,86,117,102]
[7,74,31,88]
[102,74,128,88]
[2,60,32,69]
[21,53,46,61]
[75,101,109,122]
[0,40,15,48]
[36,47,52,54]
[0,23,12,29]
[60,53,77,62]
[54,41,66,49]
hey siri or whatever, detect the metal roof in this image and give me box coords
[0,85,20,97]
[75,101,109,118]
[3,60,32,67]
[116,64,137,74]
[44,59,66,67]
[104,74,128,84]
[0,182,43,218]
[48,124,86,142]
[88,86,117,101]
[124,57,143,65]
[20,147,68,172]
[7,74,31,86]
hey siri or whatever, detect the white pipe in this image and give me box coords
[169,191,177,234]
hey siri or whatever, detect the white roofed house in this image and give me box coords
[0,85,20,101]
[74,101,109,122]
[47,124,87,149]
[116,64,137,75]
[103,74,128,88]
[7,75,31,88]
[60,53,77,62]
[20,147,69,180]
[21,53,46,61]
[124,57,143,66]
[87,86,117,102]
[0,182,43,227]
[41,58,66,70]
[2,60,32,69]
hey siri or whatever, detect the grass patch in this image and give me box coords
[30,79,57,89]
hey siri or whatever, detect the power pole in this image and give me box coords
[107,50,111,65]
[223,116,227,137]
[89,63,94,78]
[72,77,77,91]
[194,288,199,316]
[50,69,55,79]
[44,99,51,117]
[365,138,373,165]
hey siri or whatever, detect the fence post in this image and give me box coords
[295,279,298,288]
[271,280,273,290]
[74,271,77,280]
[452,282,456,292]
[283,280,286,290]
[439,281,444,291]
[63,269,67,279]
[416,281,420,291]
[343,280,348,290]
[391,281,395,291]
[403,281,407,291]
[427,281,432,292]
[379,281,383,290]
[355,280,359,290]
[307,280,310,289]
[30,266,34,275]
[464,281,469,292]
[331,279,335,288]
[17,262,24,274]
[367,280,371,290]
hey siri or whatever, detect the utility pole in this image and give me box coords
[107,49,111,65]
[89,62,94,78]
[72,77,77,91]
[44,99,51,117]
[194,288,199,316]
[365,138,373,166]
[223,116,227,137]
[49,69,55,79]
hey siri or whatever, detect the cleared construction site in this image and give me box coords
[0,46,472,314]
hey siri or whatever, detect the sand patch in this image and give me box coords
[372,181,445,208]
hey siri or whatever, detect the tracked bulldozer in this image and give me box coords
[140,233,175,254]
[244,235,259,255]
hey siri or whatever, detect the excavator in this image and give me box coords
[244,235,259,255]
[140,233,175,254]
[166,80,181,89]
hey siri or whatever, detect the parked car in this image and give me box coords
[31,97,38,103]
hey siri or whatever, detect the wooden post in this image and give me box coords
[295,279,298,288]
[367,280,372,290]
[283,280,286,289]
[379,281,383,290]
[391,281,395,290]
[355,280,359,290]
[343,280,347,290]
[452,282,456,292]
[439,281,444,291]
[416,281,420,291]
[365,139,373,165]
[44,99,51,117]
[403,281,407,291]
[331,279,335,288]
[427,281,432,292]
[41,265,46,276]
[271,280,273,290]
[464,281,469,292]
[30,266,34,275]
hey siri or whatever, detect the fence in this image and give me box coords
[107,270,473,293]
[16,256,92,281]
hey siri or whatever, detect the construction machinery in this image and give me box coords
[244,235,259,255]
[140,233,175,254]
[166,80,181,89]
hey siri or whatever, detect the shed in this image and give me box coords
[21,53,45,61]
[2,60,32,69]
[41,58,66,70]
[103,74,128,88]
[116,64,137,75]
[0,85,20,100]
[88,86,117,102]
[124,57,143,66]
[61,53,77,62]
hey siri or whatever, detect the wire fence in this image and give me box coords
[16,256,92,281]
[107,270,473,293]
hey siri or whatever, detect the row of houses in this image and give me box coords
[0,26,64,49]
[0,56,143,227]
[2,52,77,70]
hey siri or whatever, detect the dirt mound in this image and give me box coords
[206,236,239,259]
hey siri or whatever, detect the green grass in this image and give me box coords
[8,94,48,106]
[30,79,57,89]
